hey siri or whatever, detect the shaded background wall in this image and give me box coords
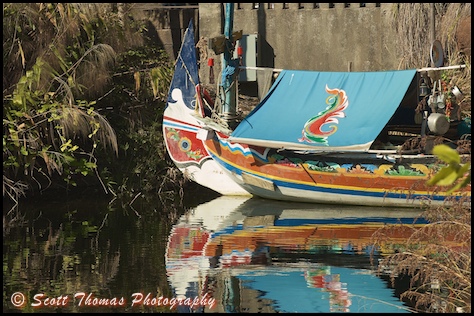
[130,3,199,62]
[197,3,402,89]
[200,3,398,69]
[130,3,470,98]
[131,3,400,68]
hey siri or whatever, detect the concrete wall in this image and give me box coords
[198,3,401,88]
[130,4,199,61]
[131,3,405,95]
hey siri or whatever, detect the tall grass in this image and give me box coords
[372,144,471,313]
[3,3,182,218]
[2,3,131,209]
[377,4,471,312]
[389,3,471,115]
[373,196,471,312]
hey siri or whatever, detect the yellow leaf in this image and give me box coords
[18,40,26,69]
[432,144,460,164]
[447,174,471,194]
[134,72,141,95]
[42,151,52,175]
[427,166,457,186]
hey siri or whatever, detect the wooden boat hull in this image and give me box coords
[163,21,471,207]
[203,136,470,207]
[163,117,249,195]
[162,20,249,196]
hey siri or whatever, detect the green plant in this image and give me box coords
[3,57,118,202]
[427,144,471,194]
[93,41,184,207]
[149,66,173,101]
[3,3,122,207]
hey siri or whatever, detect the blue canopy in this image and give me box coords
[229,69,417,152]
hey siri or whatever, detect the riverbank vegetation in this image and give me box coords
[2,2,471,313]
[372,144,471,313]
[3,3,188,221]
[3,3,470,208]
[372,4,471,313]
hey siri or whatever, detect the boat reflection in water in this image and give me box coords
[166,196,426,313]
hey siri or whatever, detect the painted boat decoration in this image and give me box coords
[203,134,469,207]
[162,21,249,196]
[162,8,470,207]
[165,196,426,312]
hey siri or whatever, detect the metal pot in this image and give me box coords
[427,113,450,135]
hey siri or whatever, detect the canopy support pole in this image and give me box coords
[239,64,467,73]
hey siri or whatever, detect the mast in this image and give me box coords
[220,3,238,127]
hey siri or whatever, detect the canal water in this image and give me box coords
[3,189,426,313]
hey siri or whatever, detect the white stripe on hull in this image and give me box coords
[179,161,251,196]
[239,183,442,208]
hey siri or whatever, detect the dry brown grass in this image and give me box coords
[389,3,471,117]
[390,4,471,68]
[372,195,471,313]
[377,7,471,312]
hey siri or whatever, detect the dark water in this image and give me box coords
[3,190,426,313]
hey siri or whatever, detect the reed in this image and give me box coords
[389,3,471,115]
[371,144,471,313]
[3,4,128,208]
[374,6,471,310]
